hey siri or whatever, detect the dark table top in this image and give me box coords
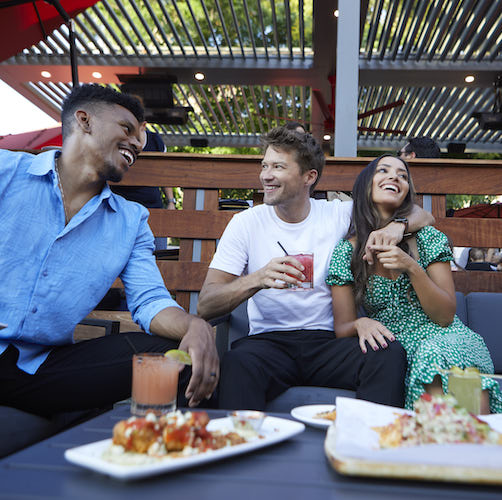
[1,407,502,500]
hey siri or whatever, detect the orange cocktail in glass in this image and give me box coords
[131,353,180,416]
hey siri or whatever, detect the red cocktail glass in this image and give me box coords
[286,252,313,290]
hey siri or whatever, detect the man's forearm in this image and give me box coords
[150,307,191,339]
[197,273,261,320]
[407,204,435,233]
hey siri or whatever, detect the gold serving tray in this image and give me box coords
[324,425,502,486]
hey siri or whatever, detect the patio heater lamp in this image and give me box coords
[472,75,502,130]
[119,75,193,126]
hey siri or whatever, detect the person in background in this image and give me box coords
[327,154,502,414]
[198,126,433,411]
[398,136,441,160]
[465,248,493,271]
[486,248,501,271]
[284,121,307,133]
[0,84,218,421]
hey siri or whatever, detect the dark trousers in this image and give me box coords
[0,333,196,417]
[218,330,407,410]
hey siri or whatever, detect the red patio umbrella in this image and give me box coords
[453,203,502,218]
[0,0,99,84]
[0,126,62,149]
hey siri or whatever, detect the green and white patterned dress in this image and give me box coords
[326,225,502,412]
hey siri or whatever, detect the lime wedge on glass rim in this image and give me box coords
[164,349,192,365]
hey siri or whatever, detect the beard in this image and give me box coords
[262,188,284,206]
[102,160,125,183]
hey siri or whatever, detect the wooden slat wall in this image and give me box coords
[110,153,502,300]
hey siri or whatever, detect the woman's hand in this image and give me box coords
[364,223,405,264]
[354,317,395,353]
[370,244,419,273]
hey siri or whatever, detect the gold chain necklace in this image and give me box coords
[55,157,69,223]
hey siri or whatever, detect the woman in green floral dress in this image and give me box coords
[326,154,502,413]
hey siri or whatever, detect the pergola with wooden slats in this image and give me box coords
[1,0,502,153]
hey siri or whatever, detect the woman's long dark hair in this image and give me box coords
[346,154,416,308]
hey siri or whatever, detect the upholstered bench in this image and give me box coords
[216,292,502,412]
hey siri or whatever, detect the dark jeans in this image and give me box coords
[0,333,195,417]
[218,330,407,410]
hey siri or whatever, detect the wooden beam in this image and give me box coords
[113,154,502,194]
[148,210,235,238]
[435,218,502,247]
[112,262,210,292]
[453,271,502,294]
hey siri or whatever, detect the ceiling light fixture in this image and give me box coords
[465,75,475,83]
[323,134,332,141]
[41,70,51,78]
[194,72,205,81]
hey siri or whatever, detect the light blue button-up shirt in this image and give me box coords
[0,149,181,374]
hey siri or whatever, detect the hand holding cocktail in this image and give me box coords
[277,242,314,290]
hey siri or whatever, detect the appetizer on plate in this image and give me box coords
[104,410,248,464]
[373,393,502,448]
[314,409,337,422]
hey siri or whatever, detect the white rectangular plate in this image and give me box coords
[65,415,304,481]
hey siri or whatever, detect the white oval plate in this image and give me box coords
[290,404,336,429]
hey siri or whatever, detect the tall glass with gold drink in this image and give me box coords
[448,366,482,414]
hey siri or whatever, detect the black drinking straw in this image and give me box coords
[277,241,289,255]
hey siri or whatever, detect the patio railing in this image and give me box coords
[105,153,502,313]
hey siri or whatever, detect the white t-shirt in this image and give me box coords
[209,199,353,334]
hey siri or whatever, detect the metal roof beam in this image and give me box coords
[357,138,502,153]
[360,60,501,87]
[0,58,318,86]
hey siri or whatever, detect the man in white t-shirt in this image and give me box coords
[198,127,433,410]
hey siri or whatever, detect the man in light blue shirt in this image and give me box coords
[0,84,218,416]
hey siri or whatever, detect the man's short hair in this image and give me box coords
[261,126,325,191]
[468,248,485,262]
[404,136,441,158]
[61,84,144,140]
[284,121,307,133]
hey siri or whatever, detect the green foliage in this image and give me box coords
[87,1,312,135]
[168,145,260,155]
[446,195,498,211]
[89,0,313,55]
[221,188,254,200]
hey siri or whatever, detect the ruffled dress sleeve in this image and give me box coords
[326,239,354,286]
[415,226,453,268]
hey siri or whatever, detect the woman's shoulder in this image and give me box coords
[334,238,354,253]
[414,225,452,262]
[415,225,448,242]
